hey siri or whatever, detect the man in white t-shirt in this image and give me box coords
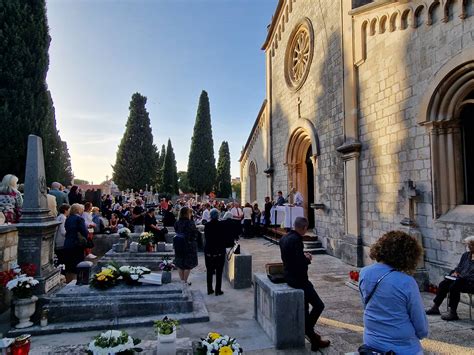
[291,188,304,207]
[201,203,211,224]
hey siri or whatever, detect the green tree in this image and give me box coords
[177,171,191,193]
[232,181,241,201]
[0,0,72,183]
[113,93,158,191]
[73,178,89,185]
[187,90,216,195]
[215,141,232,198]
[155,144,166,191]
[161,139,178,194]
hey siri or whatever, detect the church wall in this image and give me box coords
[269,0,345,251]
[356,1,474,280]
[240,120,269,207]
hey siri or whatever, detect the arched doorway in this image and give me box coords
[286,126,317,228]
[248,161,257,204]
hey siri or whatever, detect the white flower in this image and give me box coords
[131,274,139,280]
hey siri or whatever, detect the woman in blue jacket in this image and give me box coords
[64,203,88,283]
[359,231,429,355]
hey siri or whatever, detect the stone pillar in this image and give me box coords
[17,135,61,294]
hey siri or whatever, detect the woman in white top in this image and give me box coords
[243,202,253,238]
[81,202,96,259]
[55,204,70,266]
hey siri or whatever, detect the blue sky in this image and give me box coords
[46,0,277,184]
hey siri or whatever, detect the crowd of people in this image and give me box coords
[1,174,473,353]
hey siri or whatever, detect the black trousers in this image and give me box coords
[290,280,325,336]
[205,254,225,293]
[434,278,473,311]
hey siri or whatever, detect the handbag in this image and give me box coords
[76,233,87,248]
[226,241,240,261]
[358,344,395,355]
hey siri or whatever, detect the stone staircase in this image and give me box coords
[263,228,326,254]
[8,282,209,336]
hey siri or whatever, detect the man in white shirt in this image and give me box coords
[230,202,243,221]
[201,203,211,224]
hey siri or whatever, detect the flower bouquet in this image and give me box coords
[154,316,179,343]
[119,266,151,285]
[138,232,153,245]
[196,332,243,355]
[6,275,39,299]
[87,330,142,354]
[90,267,117,290]
[159,258,176,272]
[118,227,131,239]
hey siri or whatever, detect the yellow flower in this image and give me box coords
[101,269,114,276]
[209,332,221,341]
[219,346,233,355]
[97,275,105,281]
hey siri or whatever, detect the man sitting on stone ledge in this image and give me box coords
[426,235,474,321]
[279,216,330,352]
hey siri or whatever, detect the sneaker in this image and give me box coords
[85,253,97,260]
[441,311,459,321]
[425,306,440,315]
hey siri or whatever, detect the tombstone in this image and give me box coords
[16,135,61,294]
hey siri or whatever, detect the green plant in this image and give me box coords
[154,316,179,335]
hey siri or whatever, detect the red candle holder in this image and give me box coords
[12,334,31,355]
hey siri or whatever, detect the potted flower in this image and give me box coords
[118,227,131,239]
[196,332,243,354]
[87,330,142,354]
[90,267,117,290]
[119,266,151,285]
[154,316,179,343]
[159,258,175,284]
[7,275,39,328]
[138,232,154,252]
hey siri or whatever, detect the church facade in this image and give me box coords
[240,0,474,281]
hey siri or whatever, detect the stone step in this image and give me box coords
[8,291,209,336]
[304,241,322,249]
[44,283,195,323]
[303,247,326,255]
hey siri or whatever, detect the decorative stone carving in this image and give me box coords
[284,18,314,91]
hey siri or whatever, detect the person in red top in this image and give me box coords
[160,198,169,214]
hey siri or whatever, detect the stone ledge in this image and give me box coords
[0,225,18,234]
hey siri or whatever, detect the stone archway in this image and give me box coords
[285,123,319,226]
[248,161,257,204]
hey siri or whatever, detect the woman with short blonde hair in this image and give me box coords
[0,174,23,223]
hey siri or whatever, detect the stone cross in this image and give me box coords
[400,180,420,227]
[297,97,302,118]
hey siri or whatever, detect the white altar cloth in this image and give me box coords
[270,205,305,229]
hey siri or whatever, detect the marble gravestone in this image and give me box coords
[17,135,61,294]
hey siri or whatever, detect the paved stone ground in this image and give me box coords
[4,238,474,354]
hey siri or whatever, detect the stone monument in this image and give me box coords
[17,135,61,294]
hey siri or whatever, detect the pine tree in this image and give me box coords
[215,141,232,198]
[0,0,72,183]
[177,171,191,193]
[187,90,216,195]
[113,93,158,191]
[156,144,166,191]
[161,139,178,194]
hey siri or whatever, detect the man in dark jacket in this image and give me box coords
[279,217,330,352]
[204,209,226,296]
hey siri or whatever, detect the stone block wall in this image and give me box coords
[356,1,474,280]
[269,0,345,248]
[0,225,18,313]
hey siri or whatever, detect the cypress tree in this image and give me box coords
[113,93,157,191]
[215,141,232,198]
[0,0,71,183]
[161,139,178,195]
[187,90,216,195]
[156,144,166,191]
[177,171,191,193]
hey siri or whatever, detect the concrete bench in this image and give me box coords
[224,251,252,289]
[253,273,305,349]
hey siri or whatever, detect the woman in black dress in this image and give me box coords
[173,207,198,285]
[63,203,88,282]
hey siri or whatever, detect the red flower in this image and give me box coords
[20,264,37,277]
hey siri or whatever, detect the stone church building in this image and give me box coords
[240,0,474,281]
